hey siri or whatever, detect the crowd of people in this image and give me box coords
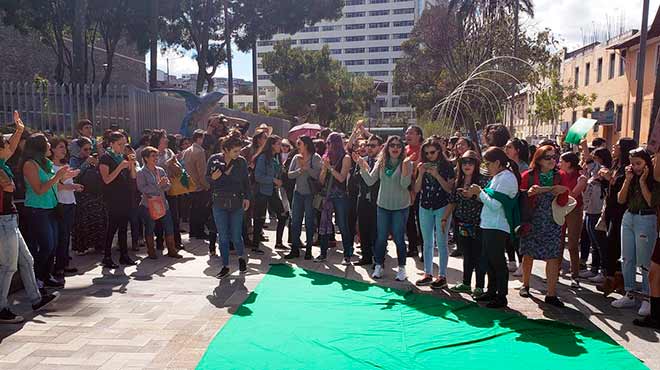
[0,111,658,333]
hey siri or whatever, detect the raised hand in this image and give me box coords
[625,165,634,181]
[13,111,24,131]
[641,166,649,184]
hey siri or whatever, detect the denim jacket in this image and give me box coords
[254,153,279,197]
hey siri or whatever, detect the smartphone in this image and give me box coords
[423,162,436,169]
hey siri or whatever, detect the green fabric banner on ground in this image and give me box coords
[197,264,647,370]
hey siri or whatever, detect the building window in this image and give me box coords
[345,36,366,42]
[346,11,366,18]
[323,37,341,43]
[299,38,319,44]
[585,62,590,86]
[369,58,389,64]
[392,46,402,51]
[345,60,365,66]
[593,108,600,132]
[268,102,277,107]
[609,53,616,79]
[345,24,366,30]
[330,49,342,55]
[574,66,579,88]
[257,40,274,47]
[351,72,366,76]
[369,22,390,28]
[257,64,263,69]
[392,20,414,27]
[393,8,415,14]
[345,47,365,53]
[597,58,602,82]
[369,10,390,16]
[368,71,389,76]
[392,33,409,39]
[258,75,270,80]
[392,57,402,63]
[619,53,625,76]
[300,26,319,32]
[369,46,389,52]
[322,25,340,31]
[370,0,389,3]
[345,0,365,5]
[257,52,267,58]
[616,104,623,131]
[368,34,389,40]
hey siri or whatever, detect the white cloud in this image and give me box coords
[146,46,253,80]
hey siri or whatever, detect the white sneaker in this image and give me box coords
[507,261,517,272]
[372,265,383,279]
[513,265,523,277]
[578,270,596,279]
[638,301,651,316]
[611,294,637,309]
[588,273,605,284]
[395,267,407,281]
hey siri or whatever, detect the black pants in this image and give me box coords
[106,208,129,259]
[482,229,509,298]
[601,213,623,277]
[357,198,377,261]
[189,190,210,236]
[505,237,521,263]
[253,191,287,247]
[347,191,358,248]
[458,229,484,288]
[406,195,422,253]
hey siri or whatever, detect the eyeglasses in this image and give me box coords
[389,143,402,149]
[424,150,437,156]
[367,144,379,148]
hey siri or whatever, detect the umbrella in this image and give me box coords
[288,123,322,141]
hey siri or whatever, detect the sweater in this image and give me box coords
[360,160,412,211]
[287,153,322,195]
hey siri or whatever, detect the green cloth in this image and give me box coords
[107,148,124,165]
[483,185,520,236]
[384,158,399,177]
[24,160,57,209]
[0,159,14,179]
[180,167,191,188]
[539,170,554,187]
[196,264,647,370]
[565,118,597,145]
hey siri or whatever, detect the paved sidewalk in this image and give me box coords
[1,225,658,369]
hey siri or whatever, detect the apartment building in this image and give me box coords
[255,0,421,123]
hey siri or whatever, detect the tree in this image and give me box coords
[262,42,374,130]
[233,0,344,113]
[161,0,225,94]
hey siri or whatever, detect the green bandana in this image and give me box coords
[384,158,399,177]
[539,171,554,187]
[273,157,281,175]
[107,148,124,165]
[0,159,14,179]
[180,167,191,188]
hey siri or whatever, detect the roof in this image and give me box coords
[608,5,660,50]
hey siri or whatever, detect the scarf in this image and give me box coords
[539,170,554,187]
[0,159,14,179]
[384,158,399,177]
[107,148,124,165]
[484,178,520,237]
[180,167,191,188]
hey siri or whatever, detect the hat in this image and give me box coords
[551,195,577,225]
[281,138,291,147]
[255,123,273,137]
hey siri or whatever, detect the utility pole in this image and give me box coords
[72,0,87,85]
[149,0,159,90]
[224,0,234,108]
[509,0,520,132]
[252,39,258,113]
[633,0,650,144]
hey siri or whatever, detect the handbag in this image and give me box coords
[306,158,323,195]
[146,169,167,220]
[212,192,242,210]
[312,173,334,211]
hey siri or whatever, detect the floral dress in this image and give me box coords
[519,170,563,260]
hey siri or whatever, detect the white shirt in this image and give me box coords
[53,164,76,205]
[479,169,518,234]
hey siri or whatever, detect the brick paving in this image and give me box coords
[1,224,658,369]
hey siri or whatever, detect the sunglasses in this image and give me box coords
[541,155,557,161]
[367,144,379,148]
[424,150,437,156]
[460,158,477,165]
[389,143,402,149]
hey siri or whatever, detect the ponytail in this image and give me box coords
[507,158,521,186]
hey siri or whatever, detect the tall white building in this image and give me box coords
[256,0,423,124]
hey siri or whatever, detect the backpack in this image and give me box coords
[76,165,103,195]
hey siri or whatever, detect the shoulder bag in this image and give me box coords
[146,169,167,220]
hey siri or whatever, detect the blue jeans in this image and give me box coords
[212,206,245,266]
[320,196,353,258]
[24,207,58,282]
[290,192,316,251]
[620,211,656,294]
[419,206,450,276]
[55,203,75,272]
[375,207,409,267]
[0,215,41,310]
[141,206,174,237]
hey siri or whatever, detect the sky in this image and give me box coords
[150,0,660,81]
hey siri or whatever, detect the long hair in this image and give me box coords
[629,148,655,190]
[149,129,167,149]
[48,137,69,164]
[22,133,51,172]
[592,147,612,169]
[262,135,282,162]
[615,138,637,170]
[529,145,556,172]
[483,146,520,185]
[324,132,345,167]
[377,135,404,170]
[456,150,482,189]
[560,152,581,171]
[507,138,530,164]
[420,138,451,173]
[298,135,315,156]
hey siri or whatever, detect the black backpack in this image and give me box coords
[76,165,103,195]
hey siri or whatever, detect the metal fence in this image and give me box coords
[0,81,185,138]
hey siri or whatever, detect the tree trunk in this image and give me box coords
[149,0,159,89]
[252,39,258,113]
[224,0,233,108]
[72,0,87,85]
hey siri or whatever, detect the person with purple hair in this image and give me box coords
[316,133,354,265]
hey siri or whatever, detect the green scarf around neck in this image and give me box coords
[107,148,124,165]
[384,158,400,177]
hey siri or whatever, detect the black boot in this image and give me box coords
[102,257,119,268]
[633,297,660,329]
[119,254,137,266]
[284,247,300,259]
[304,245,312,260]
